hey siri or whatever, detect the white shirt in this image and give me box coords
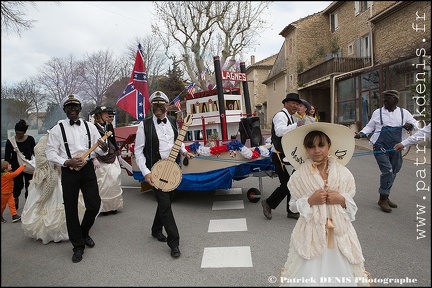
[401,123,431,147]
[46,118,107,167]
[359,106,418,144]
[134,115,188,177]
[271,108,298,152]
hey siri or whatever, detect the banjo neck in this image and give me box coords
[167,116,191,162]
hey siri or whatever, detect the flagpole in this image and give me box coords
[169,88,186,105]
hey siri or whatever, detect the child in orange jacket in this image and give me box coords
[1,160,26,223]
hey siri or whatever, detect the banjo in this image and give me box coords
[151,114,192,192]
[70,131,112,171]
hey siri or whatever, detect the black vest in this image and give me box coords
[143,115,179,169]
[271,110,292,154]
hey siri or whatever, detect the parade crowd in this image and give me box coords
[1,90,429,287]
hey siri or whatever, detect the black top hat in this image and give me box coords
[282,93,302,104]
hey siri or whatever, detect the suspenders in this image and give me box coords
[379,107,404,126]
[59,121,91,159]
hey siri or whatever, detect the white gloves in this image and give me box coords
[93,158,101,169]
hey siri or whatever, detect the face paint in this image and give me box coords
[152,103,166,113]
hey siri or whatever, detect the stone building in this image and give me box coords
[247,1,431,130]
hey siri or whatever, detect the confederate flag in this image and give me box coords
[116,44,150,120]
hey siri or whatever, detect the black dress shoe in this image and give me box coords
[287,211,300,220]
[171,247,181,258]
[152,232,167,242]
[85,236,95,248]
[72,249,84,263]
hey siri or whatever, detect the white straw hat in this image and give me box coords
[281,122,355,170]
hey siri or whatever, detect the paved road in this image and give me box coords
[1,149,430,287]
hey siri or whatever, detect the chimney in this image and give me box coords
[251,55,255,65]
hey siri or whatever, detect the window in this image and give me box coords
[361,71,379,90]
[185,131,193,141]
[288,38,293,55]
[348,43,354,56]
[354,1,372,15]
[405,72,415,87]
[360,34,370,57]
[330,12,338,32]
[404,91,417,114]
[211,100,218,112]
[201,102,209,113]
[337,78,357,123]
[194,130,203,141]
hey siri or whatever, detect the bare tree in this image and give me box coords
[151,1,272,91]
[82,49,122,106]
[37,55,86,106]
[12,78,47,129]
[1,1,37,36]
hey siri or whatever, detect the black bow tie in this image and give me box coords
[70,119,81,126]
[157,118,167,124]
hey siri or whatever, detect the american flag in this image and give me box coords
[187,82,195,98]
[173,95,181,111]
[200,68,208,81]
[116,44,150,120]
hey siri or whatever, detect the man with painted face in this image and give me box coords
[355,90,418,213]
[46,94,108,263]
[134,91,192,258]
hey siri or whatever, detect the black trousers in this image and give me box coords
[13,172,33,199]
[151,188,179,249]
[61,161,101,252]
[265,152,292,212]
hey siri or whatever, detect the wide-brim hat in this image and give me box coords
[281,122,355,170]
[149,91,169,103]
[104,106,115,114]
[282,93,302,104]
[91,105,115,115]
[90,106,103,115]
[61,94,82,107]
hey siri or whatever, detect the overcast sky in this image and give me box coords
[1,1,332,86]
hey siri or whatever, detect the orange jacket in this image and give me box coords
[1,165,26,194]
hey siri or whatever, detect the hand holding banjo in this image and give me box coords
[151,114,192,192]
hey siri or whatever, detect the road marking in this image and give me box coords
[201,246,253,268]
[208,218,247,233]
[212,200,244,210]
[214,188,242,195]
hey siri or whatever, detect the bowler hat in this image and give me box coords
[282,93,302,104]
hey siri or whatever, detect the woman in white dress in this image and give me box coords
[91,106,123,215]
[21,133,85,244]
[279,123,370,287]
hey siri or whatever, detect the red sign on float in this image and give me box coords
[221,71,247,82]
